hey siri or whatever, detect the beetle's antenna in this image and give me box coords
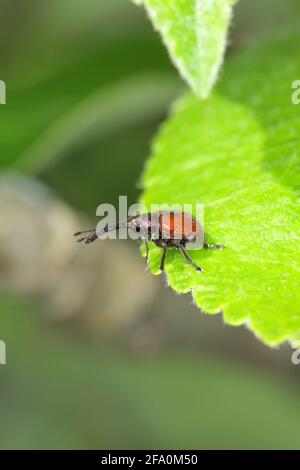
[74,229,96,236]
[74,221,130,244]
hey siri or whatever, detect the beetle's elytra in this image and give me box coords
[74,211,223,273]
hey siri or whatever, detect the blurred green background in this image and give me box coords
[0,0,300,450]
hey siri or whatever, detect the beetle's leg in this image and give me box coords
[178,243,203,272]
[203,243,224,249]
[160,243,167,272]
[74,228,98,244]
[76,231,98,244]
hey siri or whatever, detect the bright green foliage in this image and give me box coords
[132,0,238,98]
[141,33,300,346]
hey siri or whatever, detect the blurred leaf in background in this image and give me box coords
[0,0,180,214]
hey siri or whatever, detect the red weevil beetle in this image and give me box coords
[74,211,223,273]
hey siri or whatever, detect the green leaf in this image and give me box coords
[141,32,300,346]
[132,0,238,98]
